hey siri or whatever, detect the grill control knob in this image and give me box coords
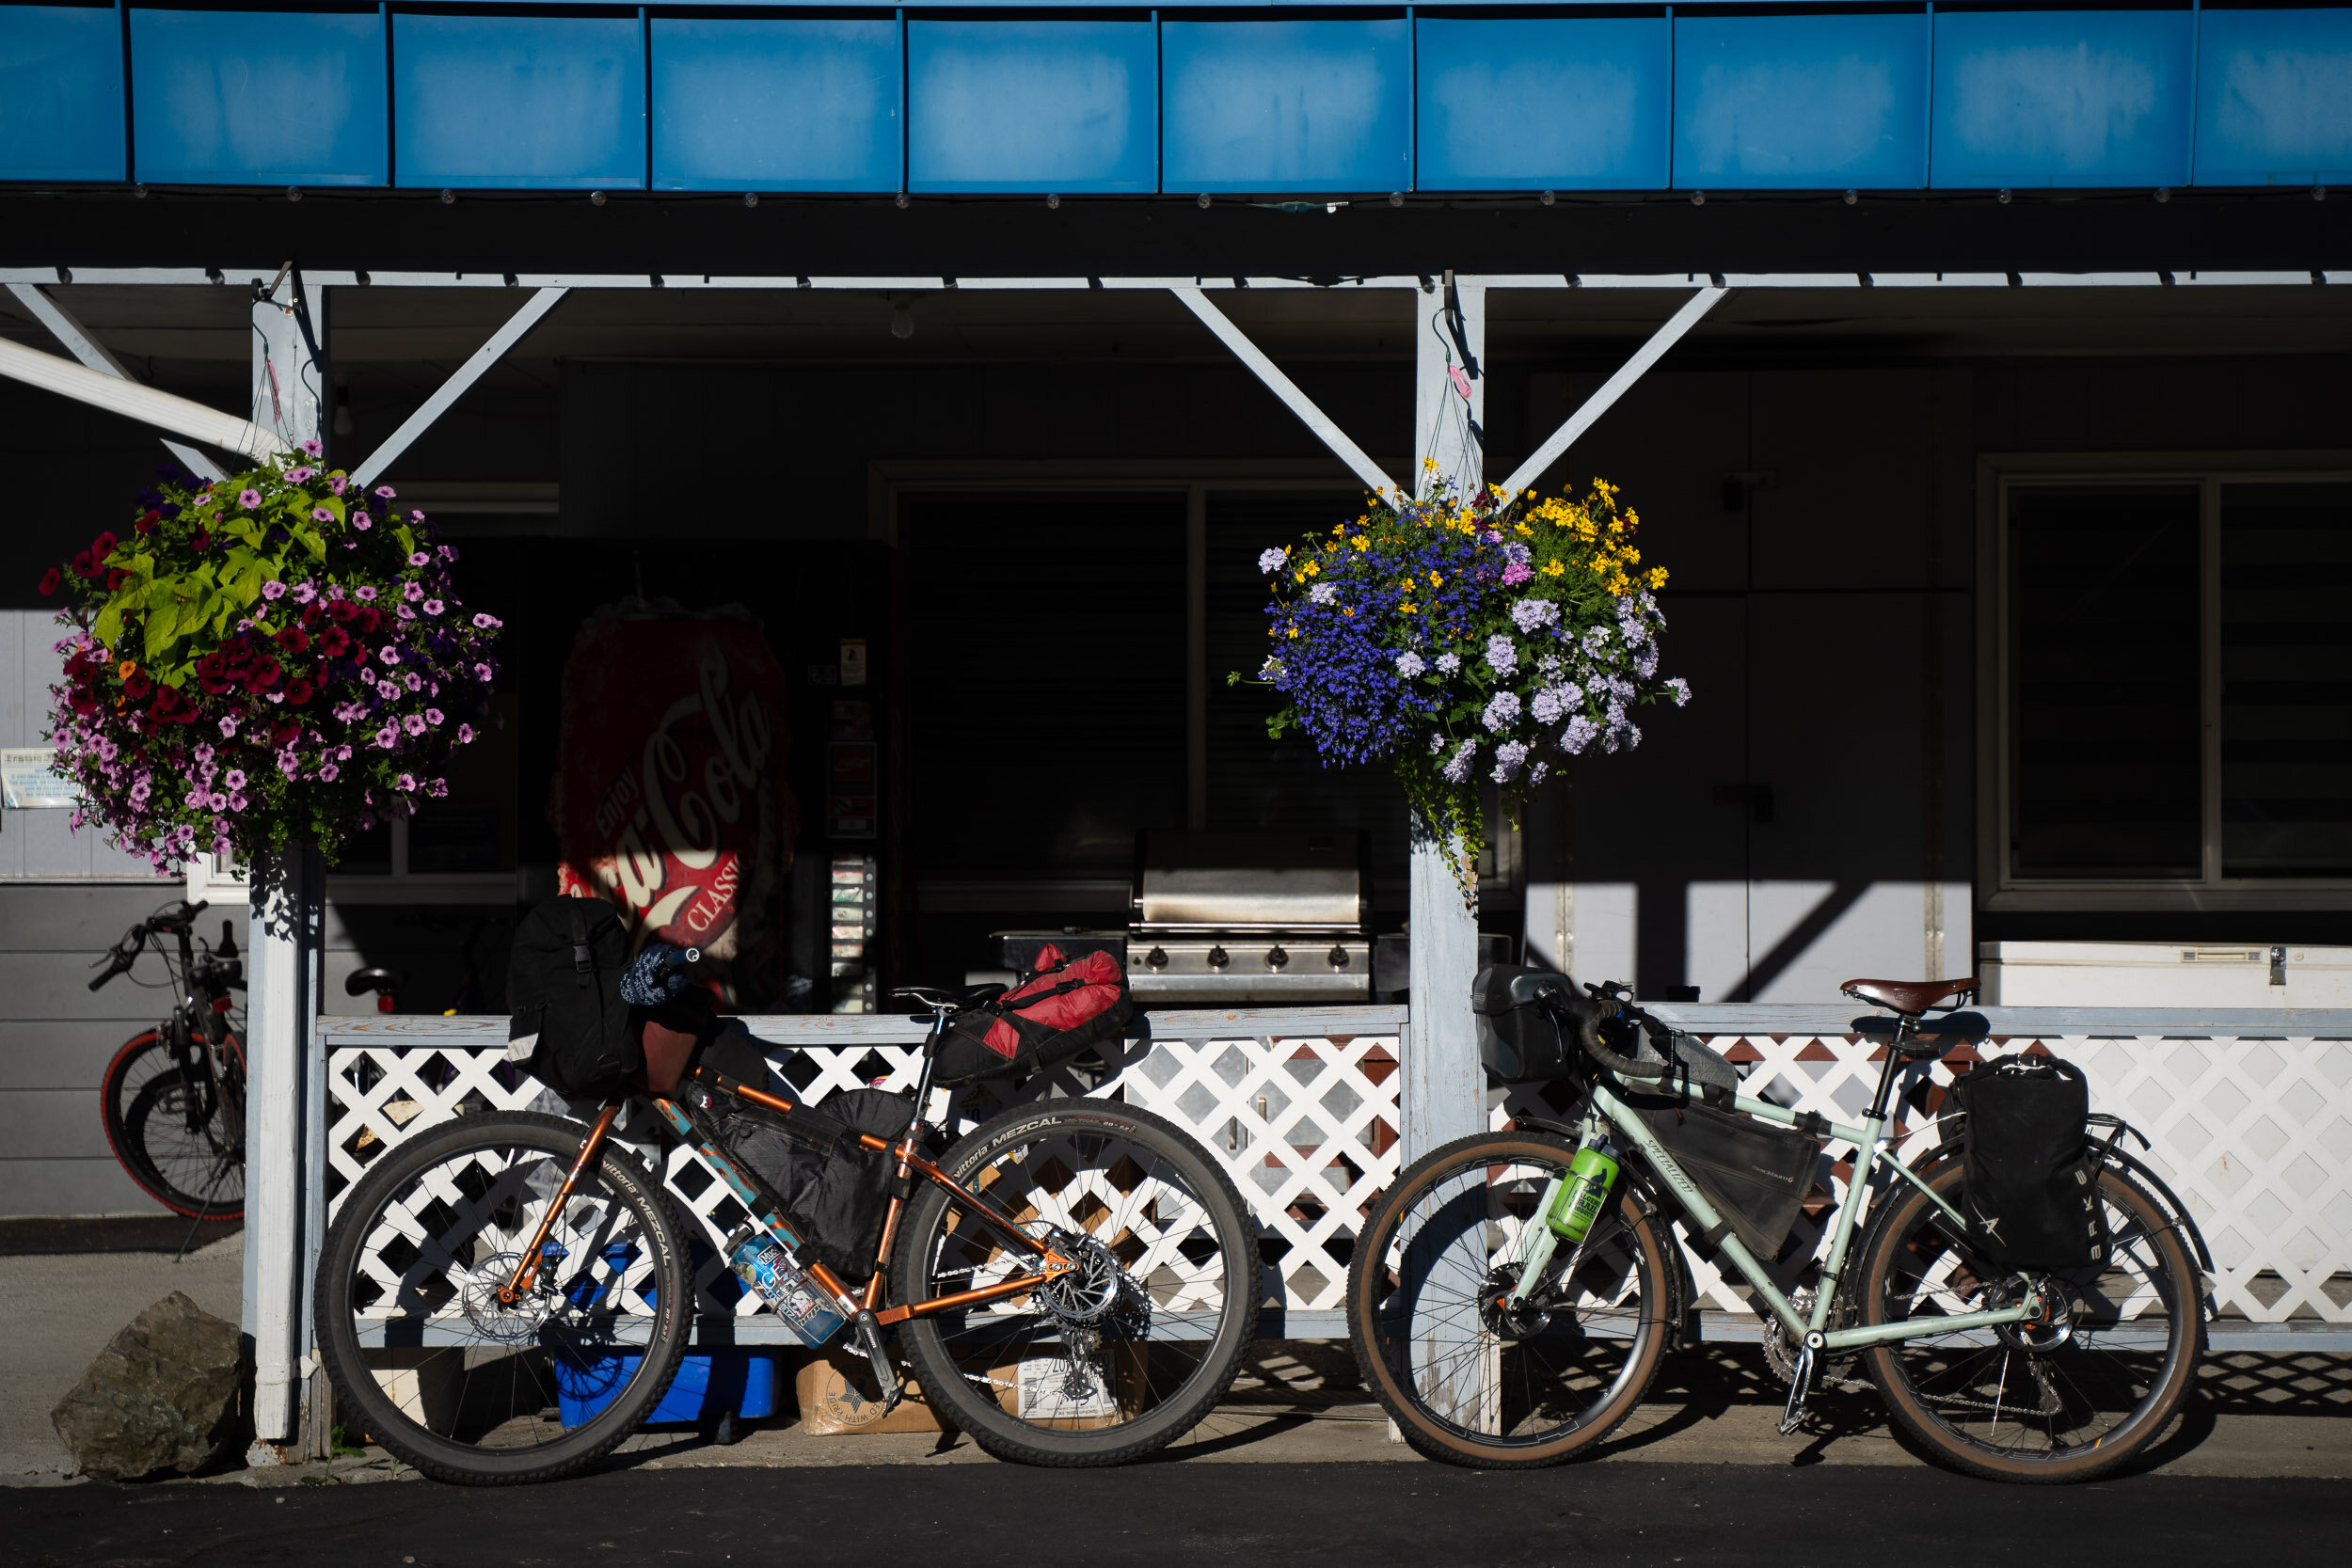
[1146,945,1168,971]
[1266,944,1290,971]
[1207,944,1231,971]
[1327,944,1350,970]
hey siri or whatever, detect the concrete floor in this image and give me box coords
[4,1237,2346,1488]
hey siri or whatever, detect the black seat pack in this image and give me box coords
[1946,1055,2106,1272]
[506,895,643,1102]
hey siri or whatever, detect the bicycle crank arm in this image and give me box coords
[850,1309,902,1416]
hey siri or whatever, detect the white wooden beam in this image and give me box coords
[7,284,227,482]
[1499,287,1727,499]
[1168,285,1397,498]
[351,287,567,488]
[0,334,290,463]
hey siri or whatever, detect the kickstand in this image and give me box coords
[1778,1344,1816,1436]
[851,1310,903,1416]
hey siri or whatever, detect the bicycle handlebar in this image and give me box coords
[1511,974,1670,1081]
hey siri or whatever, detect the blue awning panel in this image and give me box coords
[1673,12,1930,190]
[1416,15,1670,192]
[909,19,1156,193]
[1162,18,1411,194]
[2194,8,2352,187]
[0,5,123,183]
[393,13,645,190]
[129,9,388,187]
[1931,8,2195,188]
[652,18,899,192]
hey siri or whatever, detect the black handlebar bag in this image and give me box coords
[505,895,643,1102]
[1946,1056,2107,1271]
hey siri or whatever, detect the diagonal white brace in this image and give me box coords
[8,284,228,483]
[352,286,568,489]
[1170,285,1397,499]
[1498,286,1728,499]
[0,333,291,464]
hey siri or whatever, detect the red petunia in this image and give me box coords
[318,625,351,657]
[104,568,128,592]
[38,567,60,597]
[285,677,313,705]
[123,671,152,700]
[300,602,322,626]
[133,510,161,536]
[271,718,300,746]
[245,656,282,691]
[328,600,358,624]
[149,685,195,724]
[276,626,310,656]
[191,528,210,552]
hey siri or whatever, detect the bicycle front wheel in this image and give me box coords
[313,1111,694,1485]
[1349,1132,1674,1468]
[100,1031,245,1221]
[890,1099,1260,1466]
[1856,1157,2203,1482]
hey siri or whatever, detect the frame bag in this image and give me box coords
[932,944,1132,1087]
[718,1087,914,1278]
[505,895,643,1101]
[1947,1056,2106,1271]
[1637,1097,1821,1261]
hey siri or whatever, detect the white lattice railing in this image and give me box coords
[320,1006,2352,1345]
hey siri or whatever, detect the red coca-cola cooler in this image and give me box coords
[547,612,799,1008]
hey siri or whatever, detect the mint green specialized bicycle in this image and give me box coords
[1347,974,2205,1483]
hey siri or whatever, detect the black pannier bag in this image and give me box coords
[1637,1097,1820,1260]
[505,895,643,1101]
[931,943,1133,1088]
[716,1086,914,1278]
[1946,1056,2106,1271]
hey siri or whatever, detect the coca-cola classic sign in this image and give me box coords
[549,616,796,1006]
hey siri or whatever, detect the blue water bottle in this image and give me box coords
[724,1226,847,1346]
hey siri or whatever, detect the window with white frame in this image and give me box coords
[1998,468,2352,895]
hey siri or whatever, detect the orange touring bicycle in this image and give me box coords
[313,984,1261,1483]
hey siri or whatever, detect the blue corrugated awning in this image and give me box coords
[2,5,2348,196]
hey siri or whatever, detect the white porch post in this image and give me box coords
[1399,277,1496,1434]
[242,268,328,1454]
[1402,274,1487,1169]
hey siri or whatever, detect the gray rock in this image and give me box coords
[50,1290,243,1481]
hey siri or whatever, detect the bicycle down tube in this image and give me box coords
[1582,1076,2041,1353]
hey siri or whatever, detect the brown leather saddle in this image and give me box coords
[1840,976,1978,1016]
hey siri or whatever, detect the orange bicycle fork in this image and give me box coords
[500,1104,619,1304]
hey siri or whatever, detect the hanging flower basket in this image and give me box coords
[38,445,502,869]
[1245,472,1689,907]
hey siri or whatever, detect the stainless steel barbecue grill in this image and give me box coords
[1124,831,1372,1005]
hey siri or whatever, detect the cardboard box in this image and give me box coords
[793,1342,1148,1435]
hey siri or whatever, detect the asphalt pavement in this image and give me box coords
[8,1458,2349,1567]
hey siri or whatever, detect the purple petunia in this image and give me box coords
[356,586,376,601]
[237,489,262,510]
[311,507,334,523]
[218,716,239,738]
[373,725,398,749]
[396,773,416,792]
[402,714,427,736]
[319,763,339,782]
[422,599,443,616]
[373,485,396,499]
[457,723,474,744]
[261,580,287,601]
[409,551,430,567]
[424,707,444,726]
[222,768,246,791]
[286,467,314,484]
[378,645,400,665]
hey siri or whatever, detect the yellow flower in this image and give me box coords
[1350,535,1370,551]
[1399,602,1418,614]
[1427,572,1442,587]
[1541,560,1566,578]
[1647,566,1669,588]
[1422,457,1439,471]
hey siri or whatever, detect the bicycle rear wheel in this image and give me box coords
[1349,1132,1674,1468]
[890,1099,1260,1465]
[100,1031,246,1221]
[1856,1157,2203,1482]
[313,1111,694,1485]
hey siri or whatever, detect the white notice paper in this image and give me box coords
[1,748,81,809]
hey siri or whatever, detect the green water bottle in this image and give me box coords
[1545,1140,1620,1242]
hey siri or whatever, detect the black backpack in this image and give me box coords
[506,896,643,1102]
[1947,1055,2107,1272]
